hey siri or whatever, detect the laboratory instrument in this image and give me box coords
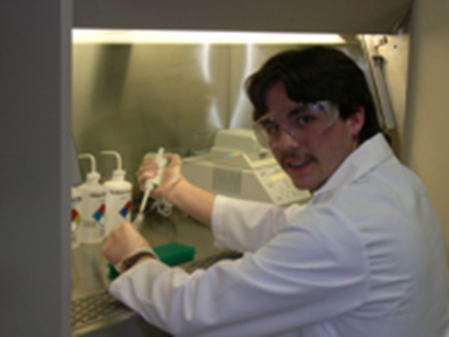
[182,128,310,206]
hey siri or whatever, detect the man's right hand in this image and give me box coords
[136,153,184,201]
[136,152,215,227]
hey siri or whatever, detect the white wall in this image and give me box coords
[405,0,449,259]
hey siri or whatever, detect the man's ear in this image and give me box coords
[347,106,365,139]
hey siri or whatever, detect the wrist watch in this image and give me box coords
[121,251,155,272]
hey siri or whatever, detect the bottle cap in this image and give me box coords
[100,150,126,180]
[78,153,100,183]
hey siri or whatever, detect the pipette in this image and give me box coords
[133,147,168,230]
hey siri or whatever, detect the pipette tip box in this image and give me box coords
[153,242,196,267]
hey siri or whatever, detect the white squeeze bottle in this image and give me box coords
[78,154,106,244]
[71,186,82,249]
[100,150,132,236]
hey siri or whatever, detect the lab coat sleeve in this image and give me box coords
[212,195,307,252]
[109,204,369,337]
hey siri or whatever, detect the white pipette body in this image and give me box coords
[133,147,168,230]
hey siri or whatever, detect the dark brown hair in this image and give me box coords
[245,46,382,144]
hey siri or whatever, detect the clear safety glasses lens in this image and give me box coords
[253,101,339,148]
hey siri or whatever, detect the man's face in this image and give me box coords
[264,82,364,192]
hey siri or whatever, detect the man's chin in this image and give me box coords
[296,179,329,193]
[291,176,324,192]
[293,181,314,192]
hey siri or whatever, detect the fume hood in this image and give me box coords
[70,1,412,336]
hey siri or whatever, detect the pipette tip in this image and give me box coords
[133,213,145,231]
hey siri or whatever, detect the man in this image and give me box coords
[103,46,449,337]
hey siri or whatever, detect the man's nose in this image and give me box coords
[277,127,301,149]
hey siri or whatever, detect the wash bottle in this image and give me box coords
[78,153,106,244]
[100,151,132,236]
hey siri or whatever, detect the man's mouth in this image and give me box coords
[284,155,314,168]
[289,158,310,168]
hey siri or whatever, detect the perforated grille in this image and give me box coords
[212,168,242,195]
[72,289,131,331]
[72,251,243,333]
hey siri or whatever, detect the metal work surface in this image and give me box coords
[181,250,243,273]
[72,250,243,336]
[71,210,241,336]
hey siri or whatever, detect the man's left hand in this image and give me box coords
[102,221,152,268]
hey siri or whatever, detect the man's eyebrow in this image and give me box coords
[288,105,306,117]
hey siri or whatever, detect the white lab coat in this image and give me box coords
[110,134,449,337]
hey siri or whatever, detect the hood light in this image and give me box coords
[72,29,345,45]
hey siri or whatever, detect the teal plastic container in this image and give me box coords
[153,242,196,266]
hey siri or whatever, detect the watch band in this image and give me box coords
[121,251,155,272]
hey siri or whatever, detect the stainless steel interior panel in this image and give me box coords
[73,43,231,180]
[228,44,295,128]
[72,40,386,180]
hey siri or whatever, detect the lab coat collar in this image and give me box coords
[312,133,393,199]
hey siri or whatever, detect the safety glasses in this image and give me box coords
[253,101,339,148]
